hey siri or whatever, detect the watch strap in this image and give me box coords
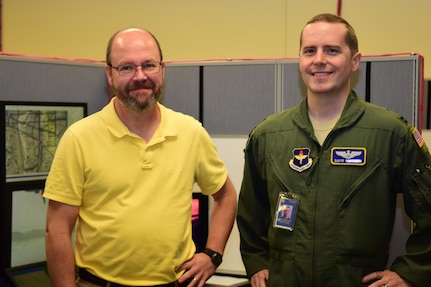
[202,248,223,267]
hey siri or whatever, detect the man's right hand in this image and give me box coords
[250,269,269,287]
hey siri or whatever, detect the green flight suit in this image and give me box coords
[237,91,431,287]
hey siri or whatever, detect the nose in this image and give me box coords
[313,50,326,65]
[133,66,148,79]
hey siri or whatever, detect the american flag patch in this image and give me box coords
[412,127,424,148]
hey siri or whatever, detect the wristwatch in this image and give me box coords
[202,248,223,267]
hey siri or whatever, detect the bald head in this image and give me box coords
[105,28,163,65]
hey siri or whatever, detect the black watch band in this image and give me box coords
[202,248,223,267]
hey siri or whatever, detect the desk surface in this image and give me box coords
[205,275,249,287]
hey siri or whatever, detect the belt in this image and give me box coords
[78,268,178,287]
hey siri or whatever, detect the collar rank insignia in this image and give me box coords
[331,147,366,166]
[289,148,313,172]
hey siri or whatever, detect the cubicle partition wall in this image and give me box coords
[0,55,108,115]
[0,54,424,280]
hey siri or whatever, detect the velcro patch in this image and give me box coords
[412,127,425,148]
[331,147,366,166]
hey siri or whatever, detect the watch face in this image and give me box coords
[212,253,222,266]
[204,248,222,266]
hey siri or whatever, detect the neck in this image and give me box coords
[114,98,161,142]
[307,89,350,122]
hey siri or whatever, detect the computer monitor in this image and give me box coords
[192,192,209,253]
[4,261,51,287]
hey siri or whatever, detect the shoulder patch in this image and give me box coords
[412,127,425,148]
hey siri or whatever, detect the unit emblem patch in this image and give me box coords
[289,148,313,172]
[331,147,366,166]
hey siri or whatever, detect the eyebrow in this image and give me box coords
[301,44,341,50]
[116,59,160,66]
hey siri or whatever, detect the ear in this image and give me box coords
[351,52,361,72]
[105,65,113,86]
[160,61,166,78]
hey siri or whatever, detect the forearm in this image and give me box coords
[46,232,76,287]
[206,177,237,254]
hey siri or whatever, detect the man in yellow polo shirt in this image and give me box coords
[44,28,237,287]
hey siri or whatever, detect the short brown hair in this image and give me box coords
[300,13,359,55]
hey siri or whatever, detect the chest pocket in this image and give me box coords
[268,152,298,194]
[338,155,384,210]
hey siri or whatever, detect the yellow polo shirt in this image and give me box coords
[44,98,227,285]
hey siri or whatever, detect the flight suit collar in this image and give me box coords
[293,90,366,132]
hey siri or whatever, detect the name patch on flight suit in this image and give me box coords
[330,147,366,166]
[289,148,313,172]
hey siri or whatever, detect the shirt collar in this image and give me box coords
[100,98,179,141]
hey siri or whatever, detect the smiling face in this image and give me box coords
[299,21,361,98]
[105,29,165,113]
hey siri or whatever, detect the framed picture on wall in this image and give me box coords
[0,101,87,186]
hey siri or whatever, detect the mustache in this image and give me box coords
[127,80,155,90]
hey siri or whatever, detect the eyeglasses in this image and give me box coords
[108,62,162,76]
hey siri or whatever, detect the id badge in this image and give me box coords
[273,191,300,231]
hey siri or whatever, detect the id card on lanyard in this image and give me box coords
[273,191,300,231]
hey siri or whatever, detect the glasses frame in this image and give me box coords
[108,61,163,76]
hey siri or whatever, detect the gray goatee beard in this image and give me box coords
[121,92,159,112]
[114,84,163,113]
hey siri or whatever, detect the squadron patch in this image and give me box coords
[331,147,366,166]
[289,148,313,172]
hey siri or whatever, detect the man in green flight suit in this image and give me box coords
[237,13,431,287]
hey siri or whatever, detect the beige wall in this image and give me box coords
[3,0,431,78]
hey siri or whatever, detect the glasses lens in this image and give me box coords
[115,62,161,76]
[117,65,135,76]
[143,62,160,74]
